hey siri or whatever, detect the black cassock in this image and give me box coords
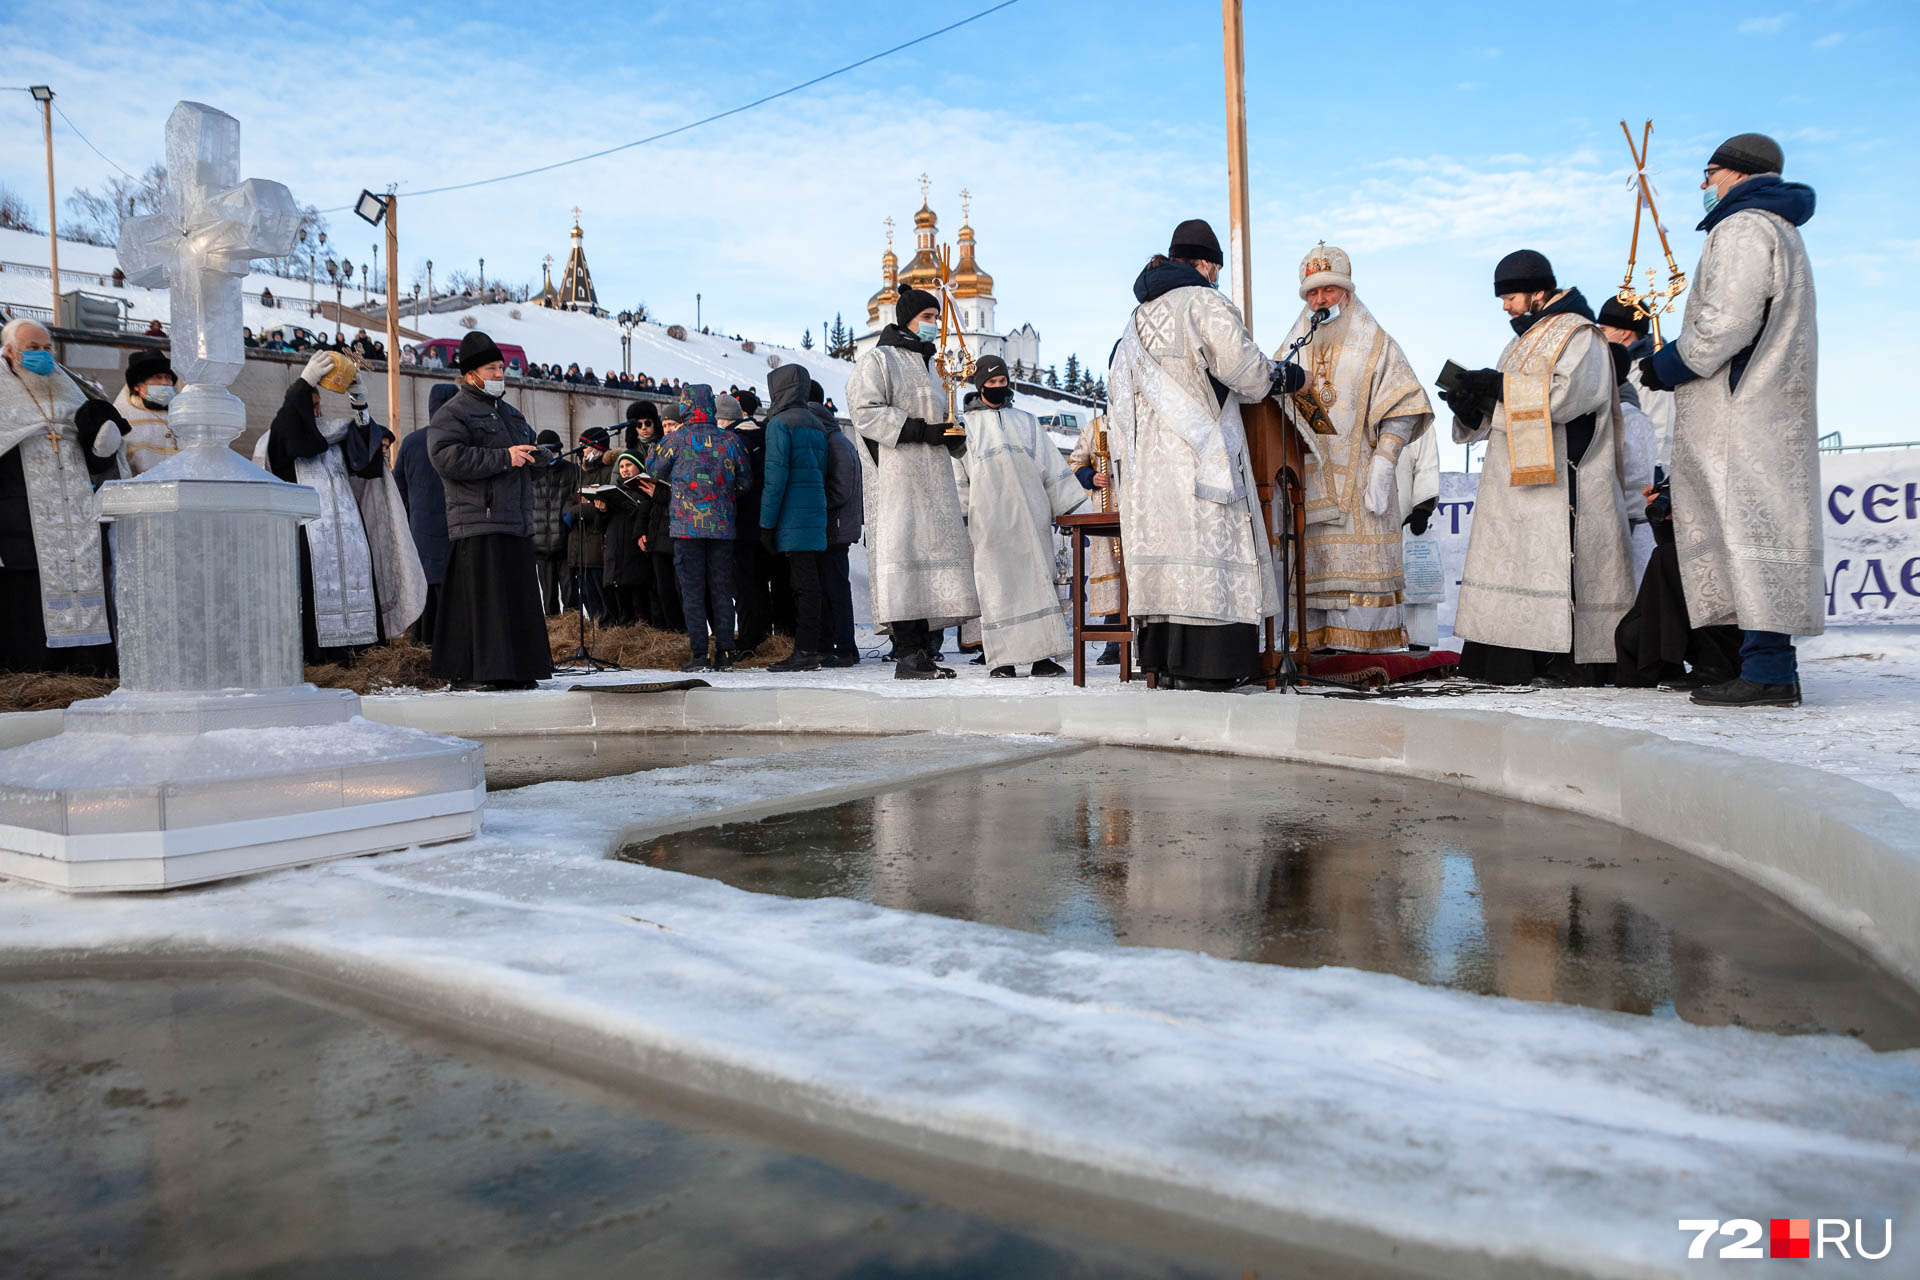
[265,380,387,665]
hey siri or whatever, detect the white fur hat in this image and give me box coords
[1298,241,1354,299]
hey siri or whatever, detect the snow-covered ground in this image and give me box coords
[3,733,1914,1278]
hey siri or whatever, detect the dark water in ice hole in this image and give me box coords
[621,746,1920,1049]
[0,976,1257,1280]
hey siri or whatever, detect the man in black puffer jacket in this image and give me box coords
[426,331,554,689]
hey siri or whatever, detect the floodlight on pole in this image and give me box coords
[352,188,387,227]
[30,86,58,310]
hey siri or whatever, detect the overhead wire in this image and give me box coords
[51,102,137,178]
[317,0,1021,211]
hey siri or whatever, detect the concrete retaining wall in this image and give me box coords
[51,331,662,457]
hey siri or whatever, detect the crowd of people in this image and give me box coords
[0,131,1821,710]
[244,325,390,365]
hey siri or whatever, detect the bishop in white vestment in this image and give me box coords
[1275,244,1433,653]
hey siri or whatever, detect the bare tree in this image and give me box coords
[63,163,167,246]
[0,184,41,233]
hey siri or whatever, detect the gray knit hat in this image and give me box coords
[1710,132,1784,176]
[715,394,743,424]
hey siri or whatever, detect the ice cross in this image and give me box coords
[118,103,301,400]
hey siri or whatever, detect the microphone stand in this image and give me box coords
[554,445,625,675]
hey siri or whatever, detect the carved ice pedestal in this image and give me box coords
[0,100,482,893]
[0,470,482,893]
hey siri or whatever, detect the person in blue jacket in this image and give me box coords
[757,364,832,672]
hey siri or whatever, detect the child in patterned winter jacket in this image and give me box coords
[650,384,752,670]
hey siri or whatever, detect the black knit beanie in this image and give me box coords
[125,349,173,391]
[1710,132,1784,176]
[1493,249,1555,297]
[456,330,505,372]
[895,289,939,328]
[1168,218,1224,266]
[625,399,659,424]
[1596,296,1649,336]
[971,355,1010,389]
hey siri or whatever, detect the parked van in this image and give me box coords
[415,337,529,374]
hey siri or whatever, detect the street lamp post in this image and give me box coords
[696,293,702,332]
[361,262,369,306]
[325,258,338,340]
[412,283,421,320]
[338,258,352,339]
[478,257,485,297]
[29,86,57,314]
[425,260,433,313]
[617,309,640,376]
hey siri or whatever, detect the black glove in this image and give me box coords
[1438,387,1482,429]
[759,526,779,553]
[1404,497,1436,538]
[1458,368,1504,405]
[897,417,937,445]
[945,434,967,459]
[1270,361,1306,396]
[1636,355,1672,394]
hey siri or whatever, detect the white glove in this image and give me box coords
[301,351,338,388]
[1363,454,1396,517]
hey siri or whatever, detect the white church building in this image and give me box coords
[854,183,1040,375]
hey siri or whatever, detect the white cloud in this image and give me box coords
[1812,32,1845,49]
[1738,13,1792,34]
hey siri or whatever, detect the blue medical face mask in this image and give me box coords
[19,350,55,376]
[915,322,940,343]
[1702,186,1721,215]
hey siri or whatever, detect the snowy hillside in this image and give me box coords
[0,228,1078,431]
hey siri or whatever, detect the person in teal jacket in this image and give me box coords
[757,364,832,671]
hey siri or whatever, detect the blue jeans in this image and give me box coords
[673,538,735,656]
[1739,630,1798,685]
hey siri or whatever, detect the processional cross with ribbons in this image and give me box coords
[118,101,303,453]
[1616,120,1688,351]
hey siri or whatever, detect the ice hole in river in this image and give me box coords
[575,740,1920,1049]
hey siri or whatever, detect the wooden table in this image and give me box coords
[1056,511,1135,688]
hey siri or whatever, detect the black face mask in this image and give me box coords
[981,385,1012,407]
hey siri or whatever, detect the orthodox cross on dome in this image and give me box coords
[117,100,301,446]
[960,188,971,225]
[885,215,894,249]
[918,172,930,205]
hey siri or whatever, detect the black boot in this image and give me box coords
[1095,644,1121,666]
[1030,658,1067,678]
[989,664,1017,679]
[1690,677,1801,708]
[769,650,822,672]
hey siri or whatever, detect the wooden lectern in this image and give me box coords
[1243,399,1312,682]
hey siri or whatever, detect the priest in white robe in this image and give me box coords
[267,351,424,663]
[847,289,978,680]
[0,319,119,673]
[955,357,1087,677]
[112,349,180,476]
[1639,132,1821,708]
[1106,220,1300,691]
[1275,244,1433,653]
[1444,252,1635,686]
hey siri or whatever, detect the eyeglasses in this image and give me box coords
[1702,165,1728,180]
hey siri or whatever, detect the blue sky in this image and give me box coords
[3,0,1915,459]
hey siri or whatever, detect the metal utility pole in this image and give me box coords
[30,87,58,312]
[697,293,702,331]
[383,197,399,439]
